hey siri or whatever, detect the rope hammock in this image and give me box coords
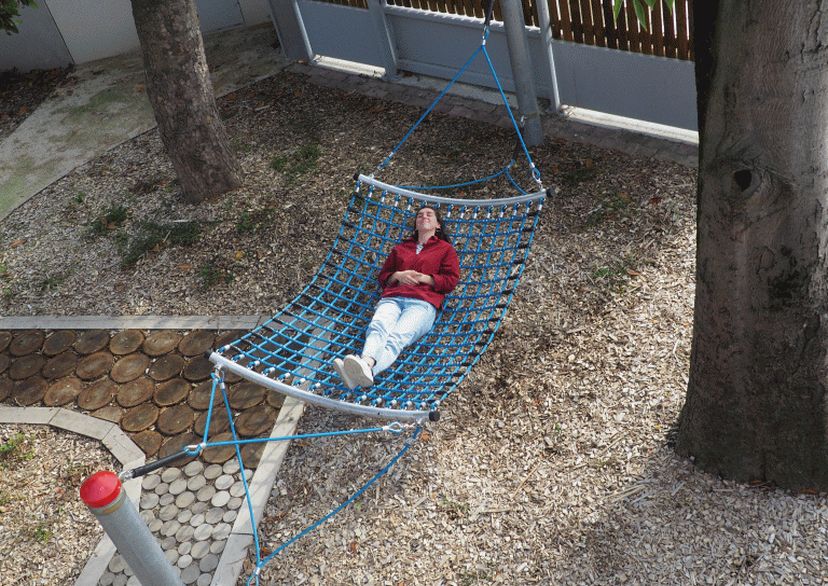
[122,6,552,583]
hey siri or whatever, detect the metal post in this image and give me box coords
[367,0,399,79]
[534,0,561,112]
[499,0,544,146]
[266,0,314,61]
[81,471,183,586]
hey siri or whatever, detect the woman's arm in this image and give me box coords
[424,246,460,293]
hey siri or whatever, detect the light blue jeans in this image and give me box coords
[361,297,437,375]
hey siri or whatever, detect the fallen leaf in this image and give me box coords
[626,268,641,277]
[177,263,192,271]
[234,250,245,261]
[9,239,26,248]
[348,540,359,555]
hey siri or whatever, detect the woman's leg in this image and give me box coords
[360,298,401,364]
[372,298,436,375]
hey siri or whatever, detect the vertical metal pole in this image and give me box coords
[534,0,562,111]
[367,0,399,79]
[499,0,544,146]
[267,0,314,61]
[81,471,183,586]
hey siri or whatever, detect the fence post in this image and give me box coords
[81,471,183,586]
[500,0,544,146]
[534,0,561,111]
[266,0,314,61]
[367,0,399,78]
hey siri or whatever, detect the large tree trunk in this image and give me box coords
[676,1,828,490]
[130,0,241,203]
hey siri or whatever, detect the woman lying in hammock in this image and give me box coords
[333,206,460,389]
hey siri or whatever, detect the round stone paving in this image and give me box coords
[12,376,47,406]
[76,351,114,380]
[154,378,191,407]
[228,382,266,410]
[178,331,215,357]
[121,403,160,433]
[0,377,11,402]
[182,357,212,382]
[200,554,219,573]
[9,354,45,380]
[9,331,44,356]
[161,468,181,483]
[77,378,117,410]
[116,377,154,408]
[149,354,185,382]
[203,464,223,480]
[0,354,9,376]
[111,353,150,383]
[110,330,145,355]
[42,331,76,356]
[130,429,163,456]
[43,376,82,406]
[41,350,77,380]
[157,404,195,436]
[143,332,181,357]
[183,461,204,477]
[0,331,10,353]
[73,330,110,355]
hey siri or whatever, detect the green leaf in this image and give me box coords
[612,0,624,21]
[633,0,648,30]
[664,0,675,13]
[642,0,656,8]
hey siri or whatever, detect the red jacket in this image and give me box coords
[377,236,460,309]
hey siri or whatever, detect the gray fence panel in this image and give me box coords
[196,0,244,32]
[553,40,697,130]
[0,3,72,72]
[299,0,385,68]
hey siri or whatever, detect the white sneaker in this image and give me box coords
[344,354,374,388]
[333,358,357,390]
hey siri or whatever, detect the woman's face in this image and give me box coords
[416,207,440,233]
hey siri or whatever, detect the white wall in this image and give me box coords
[0,3,72,72]
[46,0,140,64]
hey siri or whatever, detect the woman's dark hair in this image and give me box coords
[411,205,452,244]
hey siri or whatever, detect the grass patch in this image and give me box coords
[198,262,234,289]
[235,208,274,234]
[38,274,64,292]
[270,143,321,183]
[585,191,633,226]
[121,221,201,267]
[0,433,34,468]
[32,524,52,544]
[89,204,129,235]
[590,254,643,289]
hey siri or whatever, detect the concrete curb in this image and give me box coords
[0,406,145,586]
[0,315,270,330]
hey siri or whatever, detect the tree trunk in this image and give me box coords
[130,0,241,203]
[676,1,828,490]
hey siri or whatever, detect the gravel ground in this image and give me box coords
[0,424,114,586]
[2,70,827,585]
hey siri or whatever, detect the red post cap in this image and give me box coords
[80,470,122,508]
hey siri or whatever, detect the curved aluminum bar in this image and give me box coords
[209,353,431,424]
[358,175,547,206]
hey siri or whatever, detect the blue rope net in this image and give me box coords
[209,176,545,422]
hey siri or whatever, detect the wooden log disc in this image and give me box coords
[154,378,190,407]
[12,376,47,406]
[224,370,242,384]
[0,331,10,353]
[193,408,230,436]
[148,354,184,382]
[111,353,150,383]
[74,330,110,355]
[214,330,243,350]
[42,351,77,380]
[266,390,285,410]
[0,354,8,376]
[235,406,276,437]
[121,403,160,433]
[9,354,45,380]
[202,432,236,464]
[182,356,212,382]
[109,330,145,355]
[157,404,195,436]
[158,432,198,465]
[0,376,12,402]
[91,405,123,423]
[43,331,76,356]
[228,382,266,410]
[130,430,162,457]
[143,332,181,357]
[78,378,117,411]
[76,351,114,380]
[116,377,154,408]
[188,380,218,410]
[44,376,83,407]
[9,331,44,356]
[241,442,265,468]
[178,331,215,357]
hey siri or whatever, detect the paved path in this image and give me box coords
[0,23,287,220]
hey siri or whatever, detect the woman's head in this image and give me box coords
[412,206,451,243]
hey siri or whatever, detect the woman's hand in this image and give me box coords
[392,270,421,285]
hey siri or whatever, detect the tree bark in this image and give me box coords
[676,1,828,490]
[130,0,241,203]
